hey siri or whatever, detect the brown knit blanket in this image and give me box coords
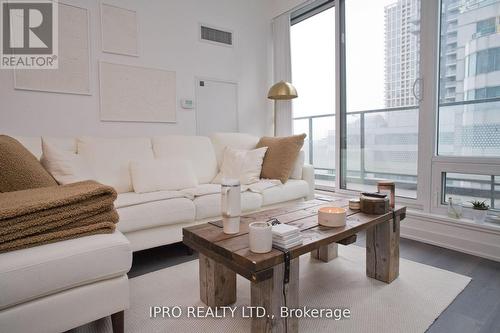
[0,180,119,253]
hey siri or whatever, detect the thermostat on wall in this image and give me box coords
[181,98,194,109]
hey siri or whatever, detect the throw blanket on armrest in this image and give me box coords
[0,180,118,253]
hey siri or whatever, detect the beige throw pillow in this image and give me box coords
[213,147,268,185]
[256,134,306,183]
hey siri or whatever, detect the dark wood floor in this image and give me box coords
[129,232,500,333]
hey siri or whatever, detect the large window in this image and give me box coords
[342,0,421,198]
[291,2,335,188]
[438,0,500,157]
[432,0,500,217]
[287,0,500,225]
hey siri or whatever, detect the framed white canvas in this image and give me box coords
[101,3,138,56]
[14,3,91,95]
[99,61,176,123]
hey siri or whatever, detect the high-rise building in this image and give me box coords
[438,0,500,157]
[440,0,500,103]
[384,0,420,108]
[439,0,461,103]
[386,0,500,106]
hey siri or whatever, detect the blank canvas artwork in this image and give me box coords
[99,62,176,123]
[101,4,138,56]
[14,3,90,95]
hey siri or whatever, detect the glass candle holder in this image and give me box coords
[377,181,395,208]
[447,197,463,219]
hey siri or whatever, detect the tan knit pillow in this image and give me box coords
[256,134,306,183]
[0,135,57,192]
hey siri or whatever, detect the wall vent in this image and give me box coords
[200,25,233,46]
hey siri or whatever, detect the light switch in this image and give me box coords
[181,98,194,109]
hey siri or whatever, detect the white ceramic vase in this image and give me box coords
[221,178,241,234]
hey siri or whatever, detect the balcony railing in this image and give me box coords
[293,106,419,197]
[295,100,500,204]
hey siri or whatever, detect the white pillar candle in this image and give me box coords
[318,207,347,227]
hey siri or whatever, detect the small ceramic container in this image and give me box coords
[249,221,273,253]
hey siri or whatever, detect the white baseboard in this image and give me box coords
[402,211,500,262]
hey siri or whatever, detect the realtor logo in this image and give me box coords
[1,0,58,68]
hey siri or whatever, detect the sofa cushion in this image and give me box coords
[130,159,198,193]
[115,190,188,208]
[210,132,260,167]
[152,136,218,184]
[77,137,154,193]
[117,197,195,233]
[0,231,131,310]
[290,150,305,180]
[257,134,306,183]
[261,179,309,206]
[194,192,263,220]
[42,137,77,154]
[0,135,57,192]
[41,139,95,185]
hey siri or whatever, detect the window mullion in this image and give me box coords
[417,0,440,212]
[335,0,344,191]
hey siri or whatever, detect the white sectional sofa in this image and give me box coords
[15,132,315,252]
[0,231,132,333]
[0,132,313,332]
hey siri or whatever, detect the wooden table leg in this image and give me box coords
[310,243,338,262]
[366,214,400,283]
[250,258,299,333]
[199,253,236,306]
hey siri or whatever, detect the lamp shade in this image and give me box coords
[267,81,298,100]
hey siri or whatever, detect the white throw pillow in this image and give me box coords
[40,139,95,185]
[210,132,260,167]
[130,159,198,193]
[213,147,268,185]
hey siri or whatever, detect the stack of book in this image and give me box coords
[272,224,302,249]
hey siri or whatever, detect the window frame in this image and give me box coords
[432,0,500,214]
[431,161,500,215]
[291,0,334,25]
[334,0,425,210]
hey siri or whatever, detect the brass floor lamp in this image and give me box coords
[267,80,298,136]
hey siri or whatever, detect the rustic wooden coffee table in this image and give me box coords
[183,198,406,333]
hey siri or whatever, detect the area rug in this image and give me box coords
[72,245,471,333]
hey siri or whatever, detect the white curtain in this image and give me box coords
[271,13,293,136]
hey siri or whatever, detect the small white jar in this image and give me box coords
[248,222,273,253]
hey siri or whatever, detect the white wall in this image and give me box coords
[0,0,273,137]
